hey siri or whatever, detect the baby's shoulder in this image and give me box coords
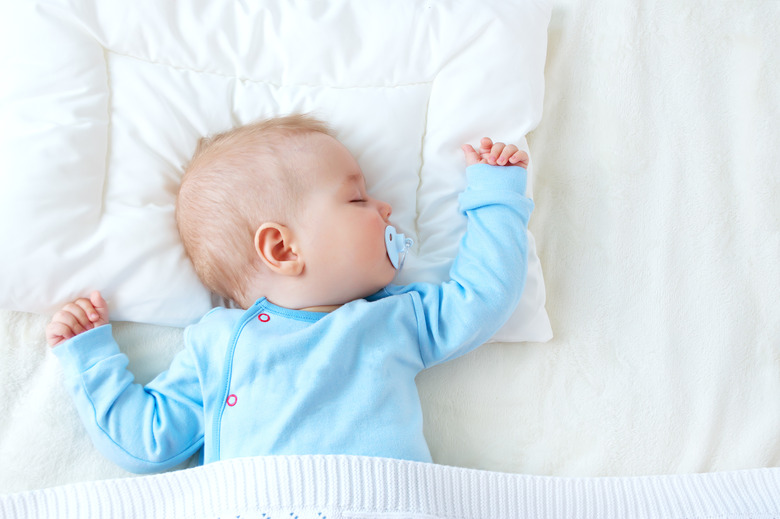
[359,284,428,321]
[184,307,245,349]
[375,282,437,301]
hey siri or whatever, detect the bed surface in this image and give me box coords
[1,0,779,498]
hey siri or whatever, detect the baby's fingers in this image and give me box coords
[88,291,110,326]
[76,298,100,323]
[61,302,93,334]
[45,293,109,348]
[45,321,75,347]
[477,138,491,162]
[488,142,507,165]
[496,144,519,166]
[462,144,481,167]
[509,149,529,168]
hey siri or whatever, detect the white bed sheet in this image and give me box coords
[1,0,779,500]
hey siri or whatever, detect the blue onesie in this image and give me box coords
[52,164,534,474]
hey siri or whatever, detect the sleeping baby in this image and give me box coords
[45,114,534,473]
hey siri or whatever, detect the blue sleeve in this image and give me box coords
[388,164,534,368]
[52,324,204,474]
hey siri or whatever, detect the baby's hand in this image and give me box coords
[46,291,109,347]
[462,137,529,168]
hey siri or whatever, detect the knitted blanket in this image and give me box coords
[2,456,779,519]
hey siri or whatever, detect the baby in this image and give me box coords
[46,114,534,474]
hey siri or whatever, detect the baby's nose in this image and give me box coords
[380,201,392,221]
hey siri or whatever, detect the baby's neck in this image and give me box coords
[299,304,342,313]
[255,291,343,314]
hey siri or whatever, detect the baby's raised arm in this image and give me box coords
[391,137,534,367]
[46,291,109,347]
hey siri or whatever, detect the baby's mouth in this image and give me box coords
[384,225,413,271]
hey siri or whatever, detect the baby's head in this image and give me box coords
[176,114,398,310]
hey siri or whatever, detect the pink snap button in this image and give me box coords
[226,394,238,407]
[258,313,270,322]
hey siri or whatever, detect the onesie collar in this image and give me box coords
[250,297,328,323]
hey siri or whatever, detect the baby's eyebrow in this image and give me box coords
[343,173,365,188]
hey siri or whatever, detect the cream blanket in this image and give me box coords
[1,0,779,502]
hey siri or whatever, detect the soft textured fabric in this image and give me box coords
[2,455,779,519]
[0,0,552,344]
[52,165,533,474]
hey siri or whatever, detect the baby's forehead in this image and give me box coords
[293,133,362,178]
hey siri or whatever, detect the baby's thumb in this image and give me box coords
[90,291,110,324]
[462,144,480,167]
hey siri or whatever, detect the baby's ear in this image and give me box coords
[254,223,304,276]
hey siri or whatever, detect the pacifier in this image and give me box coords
[385,225,414,271]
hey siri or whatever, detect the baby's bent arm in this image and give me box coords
[51,323,205,474]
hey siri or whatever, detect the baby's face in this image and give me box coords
[293,133,398,306]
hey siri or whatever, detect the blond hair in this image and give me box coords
[176,114,334,308]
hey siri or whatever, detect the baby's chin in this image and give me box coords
[377,262,400,289]
[316,260,397,306]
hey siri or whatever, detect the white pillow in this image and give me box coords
[0,0,552,343]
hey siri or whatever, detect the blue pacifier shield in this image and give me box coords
[385,225,413,270]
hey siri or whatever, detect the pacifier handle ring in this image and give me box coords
[385,225,413,271]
